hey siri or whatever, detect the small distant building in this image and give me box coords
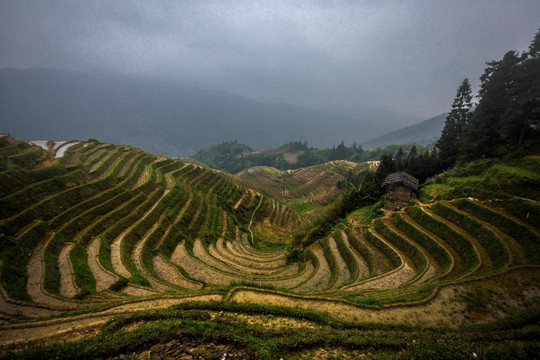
[382,171,419,210]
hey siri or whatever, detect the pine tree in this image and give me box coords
[375,153,396,185]
[462,51,520,158]
[396,147,405,170]
[436,78,473,167]
[335,141,346,160]
[500,28,540,146]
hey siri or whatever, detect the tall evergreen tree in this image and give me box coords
[408,145,417,159]
[375,153,396,185]
[335,141,346,160]
[462,51,520,158]
[396,147,405,170]
[436,78,473,167]
[500,28,540,146]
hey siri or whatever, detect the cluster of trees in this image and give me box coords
[437,28,540,167]
[339,145,440,193]
[295,141,365,167]
[194,139,428,174]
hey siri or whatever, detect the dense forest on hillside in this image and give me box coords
[437,28,540,167]
[193,140,426,173]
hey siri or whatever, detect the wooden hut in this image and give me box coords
[382,171,419,210]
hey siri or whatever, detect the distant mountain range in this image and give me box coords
[361,113,446,149]
[0,68,423,157]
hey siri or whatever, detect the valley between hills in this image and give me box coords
[0,133,538,359]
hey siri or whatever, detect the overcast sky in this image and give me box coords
[1,0,539,118]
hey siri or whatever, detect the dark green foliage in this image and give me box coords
[373,219,426,273]
[458,29,540,162]
[332,233,358,282]
[363,229,401,269]
[489,198,540,230]
[140,188,189,280]
[436,78,473,168]
[109,277,129,292]
[463,51,522,159]
[120,154,154,189]
[103,189,162,245]
[194,139,426,174]
[375,153,397,184]
[0,141,32,156]
[391,213,452,273]
[0,222,48,301]
[453,199,540,264]
[120,190,167,287]
[0,175,117,237]
[76,192,137,247]
[286,175,387,263]
[43,233,65,294]
[8,301,539,360]
[0,163,70,198]
[0,243,33,301]
[69,242,96,296]
[422,156,540,201]
[500,29,540,147]
[406,206,479,274]
[320,239,337,287]
[192,140,253,173]
[42,188,143,293]
[430,202,509,271]
[346,229,377,277]
[8,146,49,169]
[98,236,115,274]
[0,168,89,221]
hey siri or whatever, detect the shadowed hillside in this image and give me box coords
[0,68,421,157]
[362,113,447,149]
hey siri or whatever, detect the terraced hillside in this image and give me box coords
[0,135,300,308]
[236,161,372,215]
[1,134,539,358]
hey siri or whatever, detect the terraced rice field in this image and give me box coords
[236,160,367,207]
[0,135,539,352]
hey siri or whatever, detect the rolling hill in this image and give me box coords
[361,113,447,149]
[0,68,422,157]
[235,161,372,217]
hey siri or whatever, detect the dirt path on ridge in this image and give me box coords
[87,237,118,292]
[132,197,178,292]
[328,237,351,289]
[0,294,222,349]
[340,230,369,282]
[171,241,239,285]
[152,255,202,290]
[110,190,166,279]
[293,244,331,292]
[58,244,80,298]
[26,236,87,309]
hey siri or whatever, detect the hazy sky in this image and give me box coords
[1,1,538,118]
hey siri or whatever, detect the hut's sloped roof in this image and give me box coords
[382,171,419,190]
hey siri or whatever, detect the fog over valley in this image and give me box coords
[1,1,538,155]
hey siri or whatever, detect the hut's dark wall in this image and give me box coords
[384,184,413,210]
